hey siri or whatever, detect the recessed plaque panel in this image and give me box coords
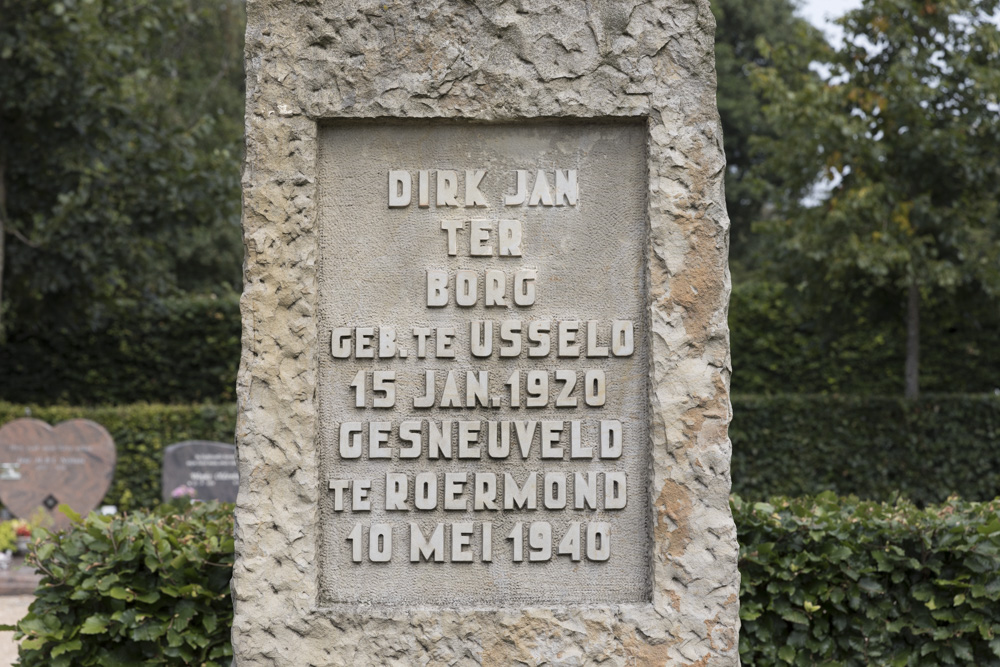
[317,122,649,607]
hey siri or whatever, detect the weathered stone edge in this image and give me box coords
[235,1,739,664]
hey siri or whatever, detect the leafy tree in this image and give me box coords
[751,0,1000,398]
[0,0,244,335]
[711,0,826,261]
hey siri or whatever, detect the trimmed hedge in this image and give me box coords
[1,394,997,512]
[0,403,236,511]
[730,394,1000,505]
[735,493,1000,666]
[730,279,1000,396]
[12,501,233,667]
[0,293,240,405]
[0,281,998,406]
[10,495,1000,665]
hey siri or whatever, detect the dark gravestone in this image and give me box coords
[161,441,238,503]
[0,419,116,530]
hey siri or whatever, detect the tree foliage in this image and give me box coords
[13,501,234,666]
[712,0,827,257]
[729,278,1000,395]
[751,0,1000,396]
[0,0,244,334]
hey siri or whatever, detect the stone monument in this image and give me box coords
[235,1,739,664]
[0,418,116,530]
[161,441,238,503]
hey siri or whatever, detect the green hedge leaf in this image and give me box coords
[79,615,109,635]
[14,502,233,666]
[736,494,1000,665]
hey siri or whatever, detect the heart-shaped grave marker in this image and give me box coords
[0,419,116,530]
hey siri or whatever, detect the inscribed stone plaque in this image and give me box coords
[236,1,739,664]
[0,419,116,529]
[317,122,650,607]
[161,441,238,503]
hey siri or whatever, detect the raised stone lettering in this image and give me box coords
[465,170,487,207]
[410,523,445,562]
[436,170,459,206]
[388,170,411,207]
[317,125,655,606]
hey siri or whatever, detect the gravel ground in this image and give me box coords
[0,596,31,667]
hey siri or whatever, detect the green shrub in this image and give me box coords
[735,493,1000,666]
[11,495,998,665]
[0,293,240,406]
[12,502,233,667]
[730,394,1000,504]
[0,403,237,511]
[0,521,16,553]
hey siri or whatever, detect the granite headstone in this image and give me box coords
[0,418,116,530]
[161,441,238,503]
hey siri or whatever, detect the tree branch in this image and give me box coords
[7,226,39,249]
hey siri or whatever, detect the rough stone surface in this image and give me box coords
[236,0,739,664]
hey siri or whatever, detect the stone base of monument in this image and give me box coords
[0,556,40,596]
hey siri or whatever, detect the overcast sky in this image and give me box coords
[798,0,863,41]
